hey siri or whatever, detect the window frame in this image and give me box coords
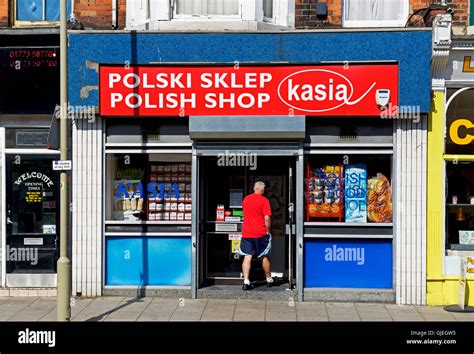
[342,0,409,28]
[14,0,72,27]
[262,0,275,23]
[471,0,474,27]
[172,0,242,20]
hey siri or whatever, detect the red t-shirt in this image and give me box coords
[242,193,272,238]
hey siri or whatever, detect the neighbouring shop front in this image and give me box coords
[69,30,431,303]
[428,34,474,306]
[0,43,60,289]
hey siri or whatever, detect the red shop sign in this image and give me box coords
[99,64,398,117]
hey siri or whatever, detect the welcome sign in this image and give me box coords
[99,64,398,117]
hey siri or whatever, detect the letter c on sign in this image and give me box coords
[450,118,474,145]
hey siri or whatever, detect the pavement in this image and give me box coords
[0,297,472,321]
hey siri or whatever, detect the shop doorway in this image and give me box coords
[198,155,296,289]
[4,154,60,287]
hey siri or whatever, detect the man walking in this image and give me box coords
[239,181,273,290]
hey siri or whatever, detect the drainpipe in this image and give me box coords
[112,0,117,29]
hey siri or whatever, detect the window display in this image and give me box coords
[445,161,474,250]
[106,154,192,222]
[305,155,392,223]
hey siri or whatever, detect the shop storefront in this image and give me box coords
[0,44,60,290]
[428,31,474,306]
[69,30,431,303]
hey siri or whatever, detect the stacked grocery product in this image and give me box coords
[306,165,344,220]
[147,163,192,221]
[367,173,392,223]
[112,168,145,221]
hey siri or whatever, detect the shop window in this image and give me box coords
[446,89,474,156]
[305,154,393,223]
[15,0,71,23]
[263,0,273,21]
[342,0,409,28]
[127,0,292,29]
[175,0,239,16]
[106,154,192,222]
[445,162,474,251]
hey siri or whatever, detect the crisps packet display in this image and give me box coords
[306,165,344,217]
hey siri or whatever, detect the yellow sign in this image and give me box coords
[231,240,241,254]
[463,56,474,73]
[449,118,474,145]
[25,191,42,203]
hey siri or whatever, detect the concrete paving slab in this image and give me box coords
[201,304,236,321]
[384,304,416,311]
[357,311,393,322]
[170,300,207,321]
[355,303,389,312]
[389,313,426,322]
[137,313,174,321]
[414,305,453,314]
[419,313,457,321]
[450,313,474,321]
[104,312,141,321]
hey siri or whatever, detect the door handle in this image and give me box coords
[288,202,294,213]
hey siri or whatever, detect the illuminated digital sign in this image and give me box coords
[0,47,59,114]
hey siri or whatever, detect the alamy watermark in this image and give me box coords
[5,245,38,265]
[54,104,96,123]
[217,150,257,170]
[380,103,420,123]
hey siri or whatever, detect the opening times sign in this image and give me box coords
[99,64,398,117]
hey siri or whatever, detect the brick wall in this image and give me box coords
[74,0,126,29]
[295,0,471,29]
[0,0,8,27]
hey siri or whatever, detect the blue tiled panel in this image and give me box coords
[68,31,432,111]
[106,236,192,286]
[304,238,393,288]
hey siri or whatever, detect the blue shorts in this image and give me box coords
[239,234,272,258]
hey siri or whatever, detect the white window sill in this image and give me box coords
[342,20,407,28]
[130,19,257,31]
[128,19,293,31]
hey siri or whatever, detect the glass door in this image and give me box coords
[5,154,59,286]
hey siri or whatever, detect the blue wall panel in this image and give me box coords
[304,239,392,288]
[106,237,191,286]
[68,31,432,111]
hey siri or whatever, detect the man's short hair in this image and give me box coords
[254,181,266,191]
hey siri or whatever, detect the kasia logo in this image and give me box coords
[277,69,377,113]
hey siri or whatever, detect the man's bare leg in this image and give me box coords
[262,256,271,279]
[242,255,252,283]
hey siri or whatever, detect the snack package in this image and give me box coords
[367,173,393,223]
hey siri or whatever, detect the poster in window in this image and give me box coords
[344,164,367,223]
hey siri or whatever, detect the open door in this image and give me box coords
[288,161,295,289]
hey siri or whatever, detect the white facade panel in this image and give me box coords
[394,117,427,305]
[72,117,103,297]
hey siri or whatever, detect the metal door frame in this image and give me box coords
[3,150,60,288]
[191,141,303,299]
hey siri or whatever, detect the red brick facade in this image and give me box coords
[0,0,8,27]
[74,0,126,29]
